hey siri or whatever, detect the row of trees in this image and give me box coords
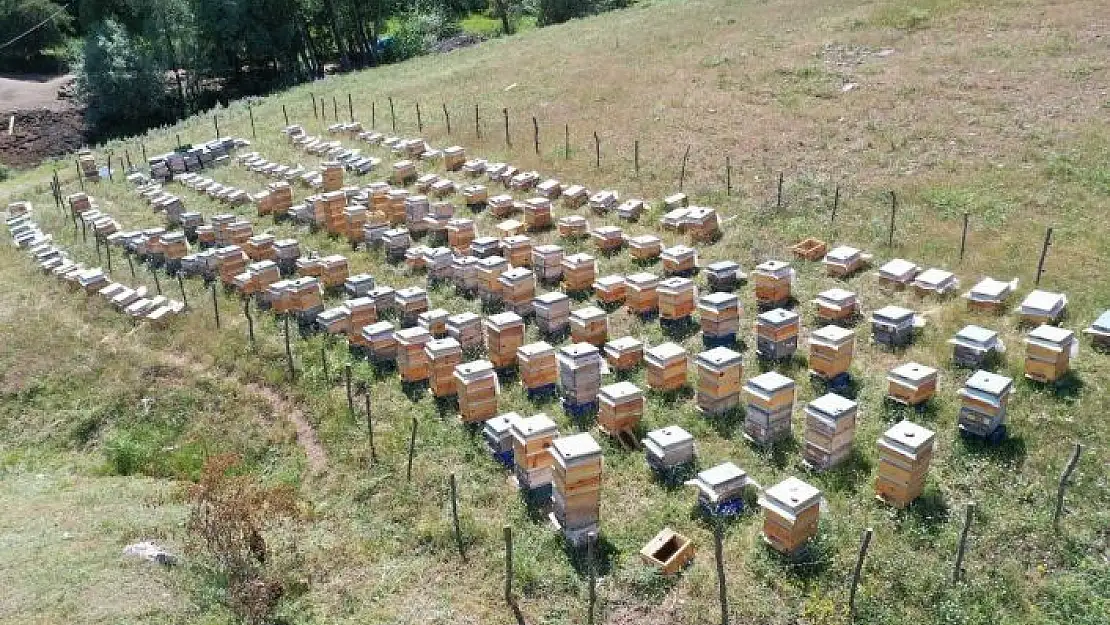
[2,0,630,141]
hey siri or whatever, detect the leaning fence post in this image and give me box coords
[282,104,289,126]
[443,103,451,134]
[178,274,188,309]
[406,417,418,481]
[888,191,897,247]
[1035,227,1053,286]
[587,531,598,625]
[503,108,511,147]
[284,315,295,380]
[848,527,873,616]
[363,392,377,462]
[959,212,969,261]
[1054,442,1082,528]
[532,116,539,154]
[348,93,354,122]
[450,472,466,561]
[953,503,975,582]
[504,525,514,603]
[679,145,690,191]
[389,96,397,132]
[344,362,354,419]
[776,171,784,209]
[593,131,600,168]
[714,522,729,625]
[211,281,220,328]
[416,102,423,132]
[244,299,254,347]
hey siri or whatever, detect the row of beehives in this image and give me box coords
[147,137,247,181]
[5,204,185,324]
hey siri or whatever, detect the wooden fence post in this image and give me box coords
[443,103,451,134]
[248,104,257,139]
[284,315,295,380]
[348,93,354,122]
[504,525,514,603]
[714,522,729,625]
[389,96,397,132]
[211,281,220,329]
[847,528,873,616]
[450,473,466,561]
[679,145,690,191]
[1035,227,1053,286]
[406,417,418,481]
[416,102,423,132]
[244,299,254,347]
[959,212,969,261]
[1054,442,1082,527]
[533,116,540,154]
[178,274,188,309]
[593,132,600,168]
[888,191,897,247]
[282,104,289,126]
[503,108,511,147]
[363,392,377,462]
[344,362,354,419]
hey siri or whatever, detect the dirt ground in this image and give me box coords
[0,73,86,169]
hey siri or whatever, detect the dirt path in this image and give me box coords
[0,73,74,113]
[156,351,329,475]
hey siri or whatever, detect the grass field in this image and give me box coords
[2,0,1109,624]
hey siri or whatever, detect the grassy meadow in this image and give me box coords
[1,0,1109,624]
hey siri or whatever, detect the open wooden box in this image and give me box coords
[791,237,828,261]
[640,527,695,575]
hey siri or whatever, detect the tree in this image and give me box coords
[0,0,73,70]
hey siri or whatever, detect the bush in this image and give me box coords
[0,165,10,183]
[537,0,630,26]
[387,9,462,62]
[0,0,72,72]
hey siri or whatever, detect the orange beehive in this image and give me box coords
[759,477,821,555]
[591,226,624,253]
[658,277,696,321]
[808,324,855,381]
[645,342,688,392]
[627,234,663,262]
[570,306,609,346]
[484,312,526,369]
[501,235,532,267]
[661,245,697,276]
[813,288,859,324]
[886,362,938,406]
[625,272,660,315]
[598,381,645,435]
[455,360,500,423]
[1024,324,1076,383]
[499,267,536,315]
[561,253,597,293]
[518,341,558,392]
[531,244,564,283]
[695,347,743,416]
[523,197,553,231]
[875,420,934,508]
[752,260,793,308]
[593,274,627,305]
[604,336,644,371]
[557,215,590,238]
[426,338,463,397]
[395,327,432,383]
[447,218,476,252]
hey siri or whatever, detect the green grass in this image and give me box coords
[460,12,538,37]
[2,0,1110,623]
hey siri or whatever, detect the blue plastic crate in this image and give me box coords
[526,383,557,400]
[492,449,514,468]
[562,399,599,417]
[700,497,744,518]
[702,333,737,348]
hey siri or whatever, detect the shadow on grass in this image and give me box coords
[706,405,746,440]
[809,372,862,400]
[881,396,942,424]
[401,379,428,401]
[597,300,624,314]
[650,460,699,491]
[660,316,700,341]
[959,430,1027,465]
[813,447,872,494]
[892,487,950,532]
[564,533,620,577]
[650,385,695,407]
[434,395,459,417]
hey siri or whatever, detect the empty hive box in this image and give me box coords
[511,413,559,490]
[871,305,915,348]
[1018,290,1067,325]
[604,336,644,371]
[964,277,1016,313]
[752,260,793,308]
[570,306,609,346]
[877,258,920,289]
[887,362,938,406]
[561,253,597,293]
[557,343,603,414]
[455,360,500,423]
[876,420,935,508]
[949,325,1002,368]
[1024,324,1076,383]
[698,292,742,345]
[803,393,857,470]
[597,381,645,436]
[755,308,801,361]
[792,237,827,261]
[744,371,795,445]
[807,324,856,382]
[550,433,603,543]
[695,347,743,416]
[813,288,860,324]
[518,341,558,395]
[958,370,1013,440]
[645,342,689,392]
[625,272,660,316]
[759,477,821,556]
[658,277,696,322]
[640,528,695,575]
[534,291,571,336]
[643,425,695,471]
[483,312,526,369]
[685,462,753,516]
[426,338,463,397]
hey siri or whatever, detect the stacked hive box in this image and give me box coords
[395,327,432,384]
[426,338,463,397]
[695,347,743,416]
[243,234,275,262]
[643,426,696,471]
[496,218,525,239]
[444,146,466,170]
[367,286,396,316]
[532,244,564,282]
[589,190,618,213]
[597,381,644,435]
[523,198,553,231]
[557,215,590,238]
[592,226,623,253]
[385,190,409,225]
[346,297,376,333]
[502,235,532,267]
[958,370,1013,440]
[604,336,643,371]
[392,160,417,186]
[405,195,430,234]
[813,288,859,324]
[499,267,535,315]
[803,393,857,470]
[886,362,938,406]
[488,194,515,218]
[362,321,397,362]
[570,306,608,346]
[662,245,697,276]
[534,291,571,336]
[558,343,602,414]
[645,343,688,392]
[698,293,742,345]
[484,312,525,369]
[319,255,349,290]
[593,274,626,305]
[395,287,430,326]
[875,421,935,508]
[808,325,855,382]
[949,325,1002,368]
[216,246,249,286]
[462,184,488,209]
[658,277,696,322]
[877,258,920,289]
[447,312,483,350]
[418,308,450,338]
[628,235,662,262]
[316,307,351,335]
[561,253,597,292]
[1024,325,1076,383]
[706,261,743,292]
[452,256,479,294]
[759,477,821,555]
[912,268,958,298]
[518,341,558,395]
[477,256,508,303]
[550,433,603,543]
[823,246,866,278]
[455,360,500,422]
[483,412,521,466]
[511,413,559,490]
[1019,290,1068,325]
[871,305,915,348]
[344,205,367,244]
[685,462,753,516]
[744,372,795,445]
[626,272,660,316]
[752,260,793,308]
[685,207,721,242]
[447,218,475,252]
[756,308,801,360]
[321,161,344,192]
[965,277,1015,313]
[383,228,411,262]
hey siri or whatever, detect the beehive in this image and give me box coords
[424,247,453,282]
[562,185,589,208]
[455,360,500,423]
[661,245,697,276]
[604,336,644,371]
[958,370,1013,439]
[685,462,753,516]
[484,312,526,369]
[949,325,1002,368]
[705,261,743,292]
[523,197,553,231]
[643,426,695,470]
[557,215,589,239]
[462,184,488,208]
[759,477,821,555]
[886,362,938,406]
[698,292,742,343]
[877,258,920,288]
[685,206,721,242]
[510,413,559,489]
[488,193,515,218]
[446,218,476,252]
[483,412,522,466]
[557,343,603,411]
[382,227,411,262]
[551,433,603,540]
[645,342,688,392]
[695,347,743,416]
[593,274,626,305]
[321,161,344,192]
[518,341,558,394]
[444,146,466,170]
[501,235,532,268]
[345,297,377,334]
[531,244,564,282]
[570,306,609,346]
[591,226,624,254]
[1024,324,1076,383]
[752,260,793,307]
[965,277,1016,313]
[658,277,697,321]
[597,381,645,435]
[664,193,688,210]
[418,308,450,338]
[803,394,857,470]
[534,291,571,336]
[876,420,934,507]
[537,178,562,199]
[625,272,660,315]
[461,158,487,177]
[912,268,958,298]
[1084,310,1110,349]
[319,254,349,289]
[385,189,410,225]
[496,219,525,239]
[561,253,597,293]
[394,327,432,383]
[756,308,801,361]
[1018,290,1068,325]
[744,371,795,445]
[404,195,430,233]
[476,255,508,303]
[362,321,397,363]
[426,338,463,397]
[391,159,417,186]
[871,305,915,348]
[315,306,351,335]
[823,245,866,278]
[366,286,396,315]
[627,234,663,262]
[813,288,859,324]
[808,324,855,381]
[617,198,645,221]
[499,267,536,315]
[509,171,540,191]
[446,312,483,350]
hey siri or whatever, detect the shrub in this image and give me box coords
[0,164,10,183]
[537,0,630,26]
[387,9,463,62]
[0,0,72,72]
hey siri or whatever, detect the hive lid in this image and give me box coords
[551,433,602,463]
[879,258,918,279]
[535,291,569,304]
[534,243,563,254]
[964,370,1013,396]
[626,272,660,285]
[889,362,937,383]
[600,381,643,401]
[606,336,643,351]
[595,274,626,287]
[759,477,821,520]
[825,246,861,262]
[747,371,794,393]
[646,342,687,362]
[913,268,956,288]
[484,412,523,435]
[518,341,554,357]
[629,234,661,245]
[645,426,694,450]
[560,342,601,359]
[807,393,857,420]
[500,267,534,281]
[755,259,790,274]
[1027,324,1074,345]
[810,324,855,345]
[699,292,739,308]
[512,413,559,438]
[362,321,395,336]
[880,420,935,454]
[969,277,1013,300]
[1091,310,1110,333]
[690,462,749,491]
[487,311,524,327]
[659,277,694,291]
[395,286,427,299]
[816,288,857,305]
[872,305,915,323]
[447,311,480,324]
[696,346,743,368]
[564,252,595,264]
[1020,290,1067,315]
[455,359,495,377]
[952,324,998,347]
[426,337,461,354]
[395,327,431,342]
[758,308,800,327]
[571,306,607,320]
[663,245,696,258]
